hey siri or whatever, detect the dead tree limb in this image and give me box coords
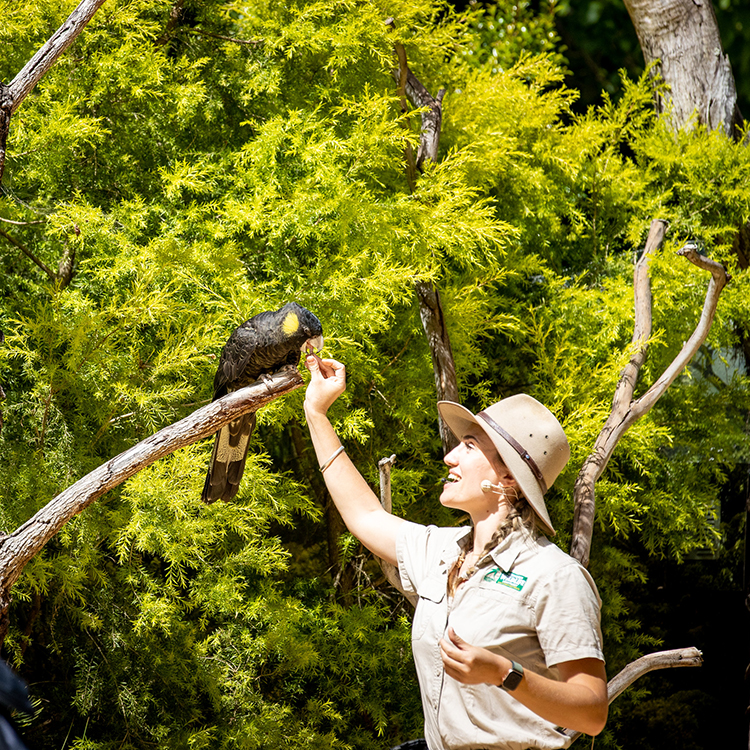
[562,647,704,742]
[385,18,458,453]
[570,220,731,567]
[376,454,414,601]
[0,367,303,643]
[416,281,460,453]
[0,0,108,184]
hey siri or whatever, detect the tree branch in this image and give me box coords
[0,227,56,281]
[0,0,108,184]
[385,18,445,170]
[570,220,730,567]
[8,0,109,115]
[416,281,460,453]
[0,367,303,638]
[384,18,458,454]
[376,454,414,602]
[561,647,703,742]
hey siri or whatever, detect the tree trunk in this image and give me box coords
[623,0,743,139]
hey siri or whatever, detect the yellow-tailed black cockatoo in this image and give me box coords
[201,302,323,503]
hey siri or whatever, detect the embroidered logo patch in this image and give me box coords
[483,567,527,591]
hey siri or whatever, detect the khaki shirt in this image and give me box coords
[396,522,604,750]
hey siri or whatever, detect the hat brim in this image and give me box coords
[437,401,556,536]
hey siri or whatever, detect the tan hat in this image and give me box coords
[437,395,570,536]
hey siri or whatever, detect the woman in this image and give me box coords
[303,354,607,750]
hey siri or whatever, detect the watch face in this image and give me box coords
[503,665,524,691]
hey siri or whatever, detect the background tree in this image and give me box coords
[0,1,749,749]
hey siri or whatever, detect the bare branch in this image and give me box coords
[385,18,444,170]
[0,0,108,184]
[8,0,109,114]
[562,647,703,742]
[375,454,409,596]
[570,221,730,567]
[0,217,46,226]
[629,243,731,421]
[0,367,303,627]
[0,227,56,281]
[416,282,460,453]
[384,18,458,455]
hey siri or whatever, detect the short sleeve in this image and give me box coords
[396,522,466,596]
[534,561,605,668]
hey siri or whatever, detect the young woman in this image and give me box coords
[303,355,607,750]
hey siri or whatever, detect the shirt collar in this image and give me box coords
[439,526,473,566]
[488,532,524,572]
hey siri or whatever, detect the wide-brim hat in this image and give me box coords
[437,395,570,536]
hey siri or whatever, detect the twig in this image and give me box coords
[0,217,46,226]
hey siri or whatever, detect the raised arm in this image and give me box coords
[303,355,404,565]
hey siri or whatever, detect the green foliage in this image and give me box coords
[0,0,749,748]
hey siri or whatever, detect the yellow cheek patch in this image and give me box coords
[282,311,300,335]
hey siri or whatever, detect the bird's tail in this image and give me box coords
[201,412,256,503]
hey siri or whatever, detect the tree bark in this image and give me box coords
[416,282,460,452]
[623,0,743,139]
[0,367,303,643]
[387,19,458,454]
[0,0,108,184]
[570,220,730,567]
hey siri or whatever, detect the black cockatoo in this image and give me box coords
[201,302,324,503]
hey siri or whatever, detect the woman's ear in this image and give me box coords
[498,465,516,487]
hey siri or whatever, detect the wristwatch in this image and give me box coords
[501,661,524,691]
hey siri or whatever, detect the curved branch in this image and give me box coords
[570,221,730,567]
[628,244,731,422]
[562,647,703,742]
[0,367,303,620]
[570,219,665,564]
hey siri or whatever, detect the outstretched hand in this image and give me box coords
[304,355,346,416]
[439,627,507,686]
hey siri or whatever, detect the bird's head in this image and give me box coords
[280,302,324,353]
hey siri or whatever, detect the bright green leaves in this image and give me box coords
[2,0,750,747]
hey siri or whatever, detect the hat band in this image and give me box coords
[477,411,548,495]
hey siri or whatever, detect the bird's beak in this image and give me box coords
[303,335,324,353]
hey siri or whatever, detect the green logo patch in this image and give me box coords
[483,567,527,591]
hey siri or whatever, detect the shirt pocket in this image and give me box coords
[411,574,447,641]
[454,579,532,648]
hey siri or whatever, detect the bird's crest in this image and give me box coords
[282,311,300,336]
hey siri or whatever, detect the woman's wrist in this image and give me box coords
[303,399,330,420]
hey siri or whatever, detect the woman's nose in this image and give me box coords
[443,446,459,465]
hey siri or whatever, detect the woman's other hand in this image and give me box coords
[439,628,506,686]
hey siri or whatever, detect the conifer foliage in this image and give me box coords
[0,1,749,748]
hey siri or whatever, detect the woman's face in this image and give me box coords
[440,431,514,517]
